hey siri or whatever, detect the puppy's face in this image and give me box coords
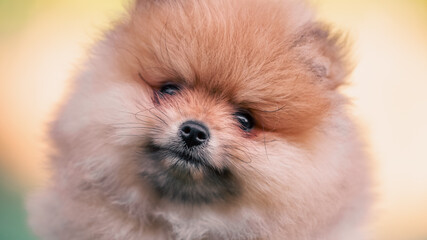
[56,0,350,213]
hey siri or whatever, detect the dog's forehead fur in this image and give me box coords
[126,0,314,87]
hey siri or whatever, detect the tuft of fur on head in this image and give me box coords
[27,0,371,239]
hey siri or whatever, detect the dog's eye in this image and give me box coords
[234,111,255,131]
[160,83,180,95]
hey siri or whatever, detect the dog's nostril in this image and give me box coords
[182,126,191,134]
[197,132,207,140]
[179,121,210,148]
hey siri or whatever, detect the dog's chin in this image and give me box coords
[140,142,240,204]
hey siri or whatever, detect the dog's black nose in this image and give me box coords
[179,121,210,148]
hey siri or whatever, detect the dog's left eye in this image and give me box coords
[234,111,255,132]
[160,83,180,95]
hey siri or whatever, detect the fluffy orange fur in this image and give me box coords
[28,0,371,239]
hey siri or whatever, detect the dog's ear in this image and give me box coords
[293,23,352,89]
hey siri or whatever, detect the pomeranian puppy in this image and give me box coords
[28,0,371,239]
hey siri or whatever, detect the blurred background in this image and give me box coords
[0,0,426,239]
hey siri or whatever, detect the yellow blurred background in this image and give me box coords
[0,0,426,239]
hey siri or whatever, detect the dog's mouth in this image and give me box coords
[140,142,240,204]
[151,144,212,169]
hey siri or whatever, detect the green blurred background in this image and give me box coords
[1,0,426,239]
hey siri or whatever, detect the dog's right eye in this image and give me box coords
[160,84,180,95]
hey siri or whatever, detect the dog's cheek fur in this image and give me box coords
[230,112,370,238]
